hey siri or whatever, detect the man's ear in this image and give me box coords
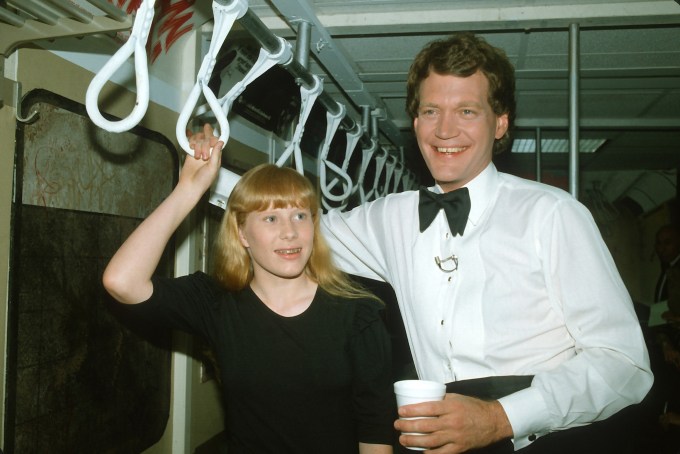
[495,113,509,139]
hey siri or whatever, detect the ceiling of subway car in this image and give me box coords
[238,0,680,198]
[2,0,679,207]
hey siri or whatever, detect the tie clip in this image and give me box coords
[435,254,458,273]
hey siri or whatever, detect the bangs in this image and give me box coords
[230,164,318,214]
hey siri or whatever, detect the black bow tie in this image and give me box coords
[418,187,471,235]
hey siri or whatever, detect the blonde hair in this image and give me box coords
[213,164,379,303]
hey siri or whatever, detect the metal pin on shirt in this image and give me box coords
[435,254,458,273]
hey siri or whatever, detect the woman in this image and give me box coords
[102,132,394,453]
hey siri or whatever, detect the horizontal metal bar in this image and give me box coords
[83,0,128,22]
[7,0,60,25]
[50,0,95,24]
[0,6,25,27]
[0,15,132,55]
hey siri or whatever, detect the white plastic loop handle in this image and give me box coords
[318,103,345,162]
[319,104,354,203]
[365,147,388,201]
[275,74,323,175]
[321,127,362,211]
[403,170,416,191]
[354,138,378,204]
[381,154,398,198]
[85,0,155,132]
[195,37,292,119]
[324,127,362,192]
[341,128,362,171]
[392,161,405,193]
[176,0,249,156]
[225,38,292,114]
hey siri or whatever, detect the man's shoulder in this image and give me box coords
[497,171,574,202]
[336,189,419,214]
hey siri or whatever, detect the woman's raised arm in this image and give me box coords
[103,126,223,304]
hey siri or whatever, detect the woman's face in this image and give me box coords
[238,204,314,282]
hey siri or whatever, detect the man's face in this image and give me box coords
[413,71,508,193]
[656,227,680,266]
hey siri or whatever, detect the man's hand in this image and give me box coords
[394,394,513,453]
[659,411,680,430]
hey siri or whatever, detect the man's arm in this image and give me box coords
[503,198,653,443]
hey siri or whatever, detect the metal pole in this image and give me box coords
[568,23,580,198]
[361,105,371,133]
[535,127,542,183]
[294,20,311,69]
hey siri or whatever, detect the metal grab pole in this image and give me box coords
[568,23,580,198]
[535,127,542,183]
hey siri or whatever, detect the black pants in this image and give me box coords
[397,376,650,453]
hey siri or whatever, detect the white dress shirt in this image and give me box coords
[321,163,652,449]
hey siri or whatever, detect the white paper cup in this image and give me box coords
[394,380,446,451]
[394,379,446,407]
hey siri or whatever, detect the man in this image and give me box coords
[655,224,680,306]
[650,224,680,443]
[319,33,652,453]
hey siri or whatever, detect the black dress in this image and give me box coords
[122,271,395,453]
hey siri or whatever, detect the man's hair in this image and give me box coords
[406,32,516,154]
[213,164,379,303]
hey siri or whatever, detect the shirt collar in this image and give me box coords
[431,162,498,228]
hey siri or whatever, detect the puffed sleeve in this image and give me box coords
[118,271,221,338]
[350,298,396,445]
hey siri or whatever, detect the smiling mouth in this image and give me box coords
[436,146,465,154]
[276,248,302,255]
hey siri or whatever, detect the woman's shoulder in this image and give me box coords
[151,270,235,306]
[318,290,385,330]
[156,270,221,292]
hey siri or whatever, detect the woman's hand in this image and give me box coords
[188,123,221,160]
[180,123,224,197]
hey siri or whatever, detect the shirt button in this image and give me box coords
[528,434,536,442]
[446,232,450,238]
[440,320,444,325]
[448,276,452,282]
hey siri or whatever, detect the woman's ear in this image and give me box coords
[238,227,249,248]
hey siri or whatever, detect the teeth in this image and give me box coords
[277,248,301,254]
[436,147,464,153]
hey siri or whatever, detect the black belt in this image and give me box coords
[446,375,534,400]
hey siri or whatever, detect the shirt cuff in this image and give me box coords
[498,386,551,450]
